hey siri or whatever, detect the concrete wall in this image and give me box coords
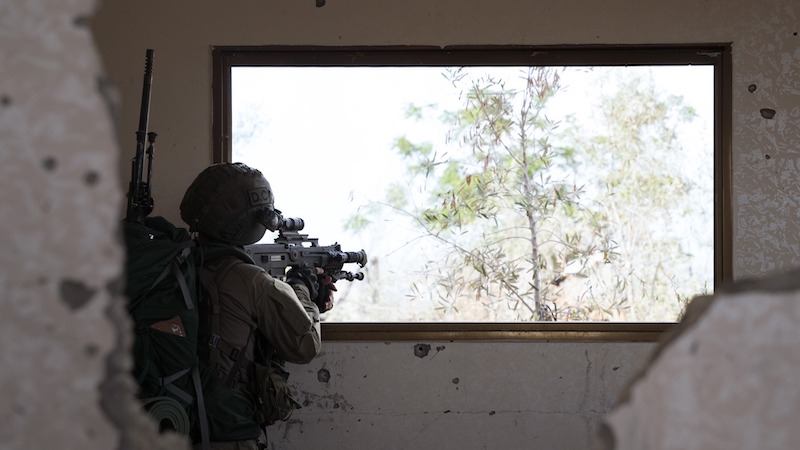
[0,0,797,449]
[0,1,169,449]
[603,271,800,449]
[280,340,653,449]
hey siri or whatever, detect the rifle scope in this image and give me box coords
[279,217,304,232]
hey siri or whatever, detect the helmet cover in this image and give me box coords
[180,162,281,245]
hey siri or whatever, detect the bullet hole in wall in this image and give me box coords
[42,156,57,172]
[85,343,99,357]
[414,343,431,358]
[766,154,771,160]
[84,170,100,186]
[748,84,757,93]
[760,108,776,119]
[60,279,96,311]
[73,15,89,28]
[452,377,460,384]
[317,368,331,383]
[11,402,26,416]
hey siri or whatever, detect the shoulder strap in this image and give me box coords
[200,254,258,389]
[133,240,197,385]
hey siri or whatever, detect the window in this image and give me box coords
[213,45,731,339]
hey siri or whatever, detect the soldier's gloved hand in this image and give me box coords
[314,272,337,313]
[285,266,319,300]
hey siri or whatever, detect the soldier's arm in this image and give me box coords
[253,273,322,364]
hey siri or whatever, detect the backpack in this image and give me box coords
[123,217,261,448]
[123,216,210,446]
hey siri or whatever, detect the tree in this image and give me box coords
[354,66,710,322]
[561,71,711,321]
[363,67,604,320]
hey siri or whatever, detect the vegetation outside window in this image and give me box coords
[213,45,731,335]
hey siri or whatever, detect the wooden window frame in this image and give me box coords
[211,44,732,342]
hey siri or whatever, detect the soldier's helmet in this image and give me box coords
[180,162,282,245]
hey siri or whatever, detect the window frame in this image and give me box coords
[212,44,732,342]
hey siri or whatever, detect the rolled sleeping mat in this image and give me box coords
[141,396,191,435]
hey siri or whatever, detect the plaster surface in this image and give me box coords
[0,0,121,448]
[603,270,800,449]
[272,340,654,450]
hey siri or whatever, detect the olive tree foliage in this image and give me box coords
[563,73,711,321]
[346,66,707,321]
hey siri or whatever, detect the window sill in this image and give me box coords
[321,322,672,342]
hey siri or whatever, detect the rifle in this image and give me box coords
[244,217,367,283]
[125,48,157,223]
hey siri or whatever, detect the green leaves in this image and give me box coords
[362,67,708,321]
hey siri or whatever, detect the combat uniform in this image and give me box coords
[195,252,321,450]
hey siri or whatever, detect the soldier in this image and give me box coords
[180,162,335,450]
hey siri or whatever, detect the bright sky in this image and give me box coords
[231,65,715,320]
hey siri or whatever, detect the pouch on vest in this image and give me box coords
[253,361,302,427]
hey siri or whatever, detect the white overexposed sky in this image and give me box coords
[231,64,714,321]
